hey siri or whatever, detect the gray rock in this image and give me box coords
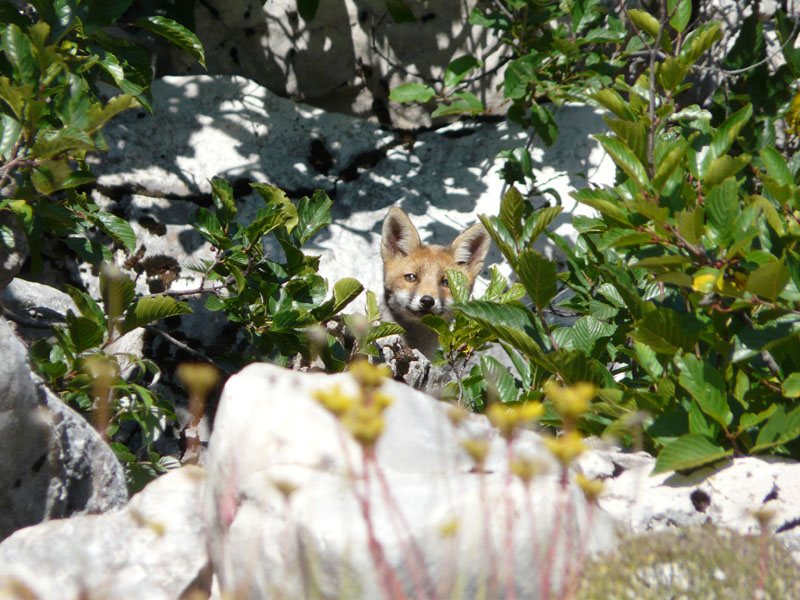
[0,317,127,541]
[204,363,619,599]
[0,466,210,600]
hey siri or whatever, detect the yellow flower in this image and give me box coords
[439,518,460,538]
[342,404,386,449]
[544,381,595,422]
[460,437,490,467]
[313,384,355,417]
[487,401,544,440]
[575,473,604,502]
[348,359,391,388]
[176,362,219,399]
[544,430,586,466]
[511,455,547,486]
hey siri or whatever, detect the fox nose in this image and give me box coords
[419,295,435,311]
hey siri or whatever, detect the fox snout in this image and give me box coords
[380,207,490,357]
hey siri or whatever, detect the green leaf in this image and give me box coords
[627,9,660,40]
[66,315,104,353]
[523,205,562,247]
[752,404,800,453]
[630,308,701,354]
[100,264,136,321]
[86,94,139,134]
[657,56,687,93]
[124,295,192,333]
[782,373,800,399]
[481,355,518,404]
[591,88,636,121]
[572,315,615,354]
[604,118,647,166]
[366,290,380,322]
[710,104,752,162]
[680,22,722,66]
[516,249,557,311]
[364,321,406,344]
[310,277,363,322]
[746,260,790,301]
[653,434,732,474]
[85,0,134,28]
[293,190,331,245]
[297,0,320,21]
[3,24,36,84]
[675,353,732,428]
[96,212,136,253]
[759,147,793,185]
[571,188,630,225]
[596,135,649,190]
[389,83,436,103]
[444,55,482,89]
[668,0,691,32]
[446,269,469,304]
[675,208,704,246]
[703,154,750,188]
[210,177,237,226]
[499,185,525,239]
[430,92,483,117]
[134,16,206,68]
[504,54,538,100]
[384,0,416,23]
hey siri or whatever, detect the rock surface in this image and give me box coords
[0,466,210,600]
[204,362,619,599]
[90,73,613,303]
[0,317,128,541]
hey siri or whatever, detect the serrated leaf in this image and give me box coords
[675,208,703,245]
[630,307,701,354]
[366,290,380,322]
[523,205,562,247]
[430,91,483,118]
[680,22,722,66]
[571,188,630,225]
[572,315,615,354]
[100,263,136,322]
[604,118,647,166]
[135,16,205,68]
[310,277,363,322]
[389,83,436,103]
[759,147,792,185]
[210,177,236,226]
[293,190,331,245]
[481,355,518,404]
[0,113,21,158]
[67,315,104,353]
[653,140,688,192]
[710,104,752,162]
[124,295,192,333]
[364,321,405,344]
[752,404,800,453]
[746,260,790,301]
[96,212,136,253]
[675,353,732,427]
[591,89,636,121]
[738,405,778,432]
[597,135,649,189]
[653,434,732,474]
[499,185,525,239]
[658,57,687,93]
[446,269,469,304]
[703,154,750,188]
[516,249,557,311]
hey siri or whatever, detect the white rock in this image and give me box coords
[0,466,210,600]
[205,362,619,599]
[92,74,614,305]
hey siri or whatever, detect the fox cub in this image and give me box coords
[381,207,490,358]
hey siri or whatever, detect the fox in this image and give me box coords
[380,206,491,358]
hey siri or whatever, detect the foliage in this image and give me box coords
[0,0,204,269]
[28,178,390,488]
[576,526,800,599]
[416,2,800,473]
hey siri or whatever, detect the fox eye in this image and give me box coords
[440,276,448,286]
[404,273,417,282]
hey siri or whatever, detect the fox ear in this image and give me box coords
[382,207,422,260]
[449,222,490,279]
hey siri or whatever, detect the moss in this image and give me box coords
[575,526,800,599]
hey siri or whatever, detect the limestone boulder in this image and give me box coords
[0,317,127,541]
[204,362,619,599]
[0,466,210,600]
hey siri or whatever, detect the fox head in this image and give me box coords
[381,207,490,325]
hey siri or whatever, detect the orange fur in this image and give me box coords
[381,207,490,357]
